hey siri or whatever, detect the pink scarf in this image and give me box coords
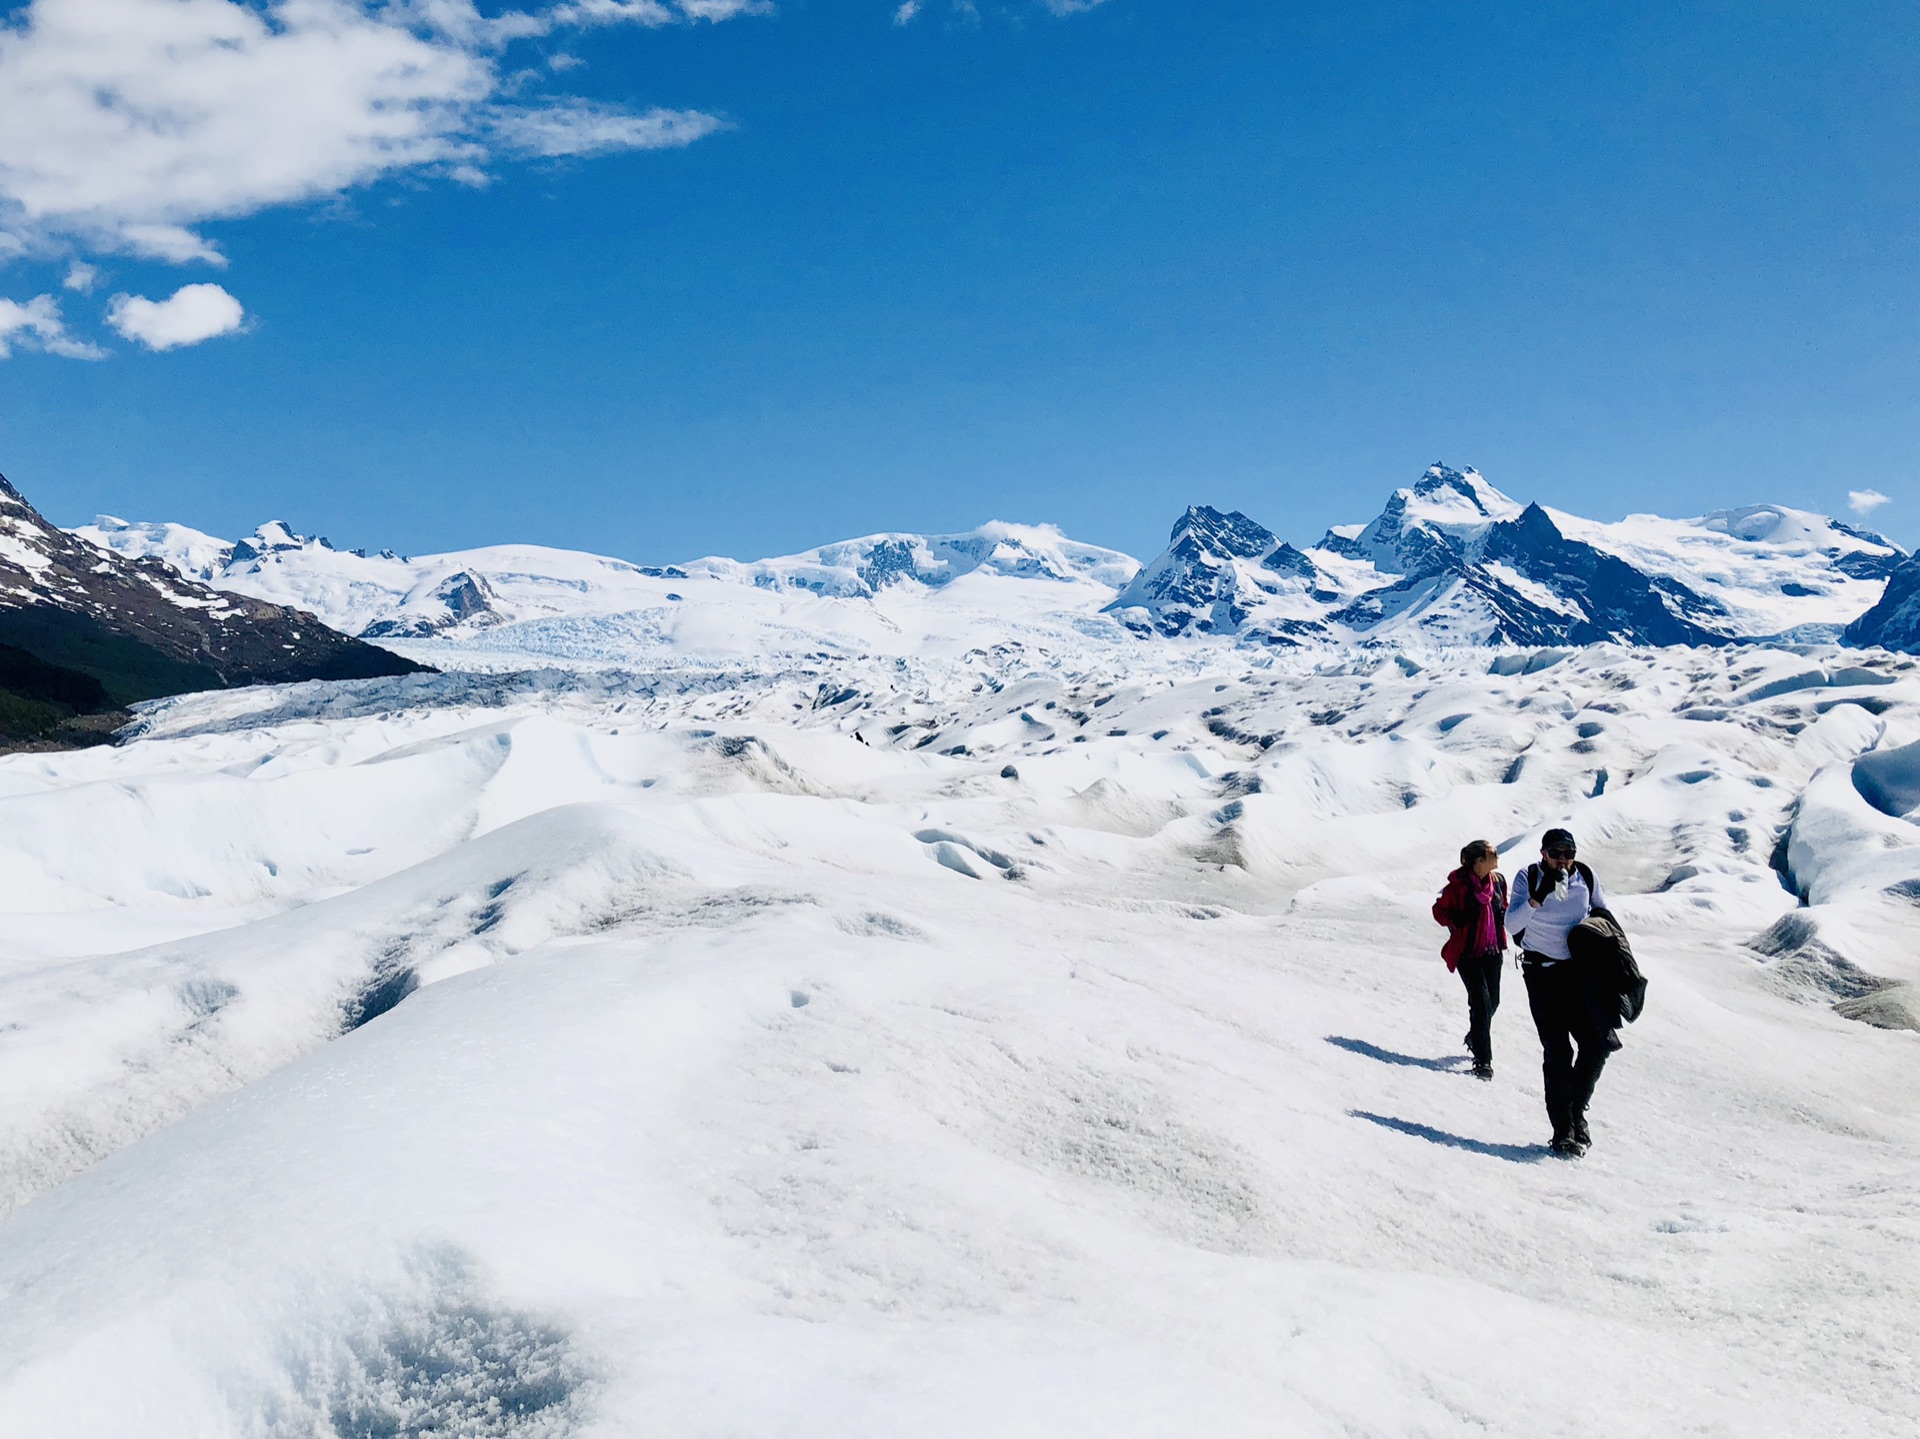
[1467,870,1499,957]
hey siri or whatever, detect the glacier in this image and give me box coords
[2,469,1917,1436]
[0,625,1917,1435]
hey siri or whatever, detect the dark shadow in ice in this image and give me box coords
[342,952,420,1034]
[1852,739,1920,821]
[1325,1035,1471,1072]
[1350,1111,1546,1164]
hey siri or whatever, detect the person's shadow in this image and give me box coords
[1325,1034,1470,1072]
[1348,1110,1546,1164]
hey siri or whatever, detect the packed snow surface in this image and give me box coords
[2,633,1919,1437]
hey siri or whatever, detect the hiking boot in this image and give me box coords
[1572,1115,1592,1149]
[1471,1062,1494,1081]
[1549,1134,1584,1158]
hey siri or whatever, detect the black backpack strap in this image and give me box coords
[1525,861,1596,901]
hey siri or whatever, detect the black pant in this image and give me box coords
[1523,957,1609,1132]
[1456,952,1502,1065]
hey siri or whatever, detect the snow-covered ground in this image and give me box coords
[2,637,1918,1436]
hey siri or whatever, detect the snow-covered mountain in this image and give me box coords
[77,465,1910,660]
[78,515,1137,644]
[0,475,421,736]
[1110,465,1905,649]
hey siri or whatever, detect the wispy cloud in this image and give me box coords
[490,100,728,159]
[893,0,920,24]
[0,0,755,266]
[1849,489,1891,516]
[0,292,105,358]
[62,260,96,292]
[1037,0,1113,12]
[106,282,246,351]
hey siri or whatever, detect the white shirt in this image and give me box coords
[1506,863,1606,962]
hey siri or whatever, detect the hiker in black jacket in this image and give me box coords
[1506,828,1611,1157]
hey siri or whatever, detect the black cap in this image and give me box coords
[1541,827,1576,851]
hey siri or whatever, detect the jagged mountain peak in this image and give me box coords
[1508,500,1562,536]
[1326,463,1527,579]
[1167,505,1278,560]
[1407,463,1520,519]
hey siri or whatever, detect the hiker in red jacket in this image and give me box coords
[1432,839,1509,1080]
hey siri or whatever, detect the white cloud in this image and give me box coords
[0,0,750,264]
[62,259,96,291]
[544,0,769,28]
[106,282,246,350]
[893,1,920,24]
[676,0,771,19]
[0,291,105,358]
[1037,0,1112,12]
[490,100,727,158]
[1849,489,1891,516]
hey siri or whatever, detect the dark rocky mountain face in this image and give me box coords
[361,570,500,639]
[1846,553,1920,652]
[0,473,427,743]
[1326,566,1570,645]
[1476,503,1726,646]
[1171,505,1279,561]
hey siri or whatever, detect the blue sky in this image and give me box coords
[1,0,1915,564]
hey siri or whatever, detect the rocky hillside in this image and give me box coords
[1,473,426,743]
[1847,552,1920,652]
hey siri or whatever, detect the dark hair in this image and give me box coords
[1460,838,1498,868]
[1541,827,1576,852]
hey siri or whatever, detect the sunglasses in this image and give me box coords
[1545,846,1577,859]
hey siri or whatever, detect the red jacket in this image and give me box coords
[1432,867,1509,972]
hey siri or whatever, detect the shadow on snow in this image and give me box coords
[1349,1110,1546,1164]
[1324,1035,1471,1072]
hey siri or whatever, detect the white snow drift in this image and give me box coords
[0,631,1917,1436]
